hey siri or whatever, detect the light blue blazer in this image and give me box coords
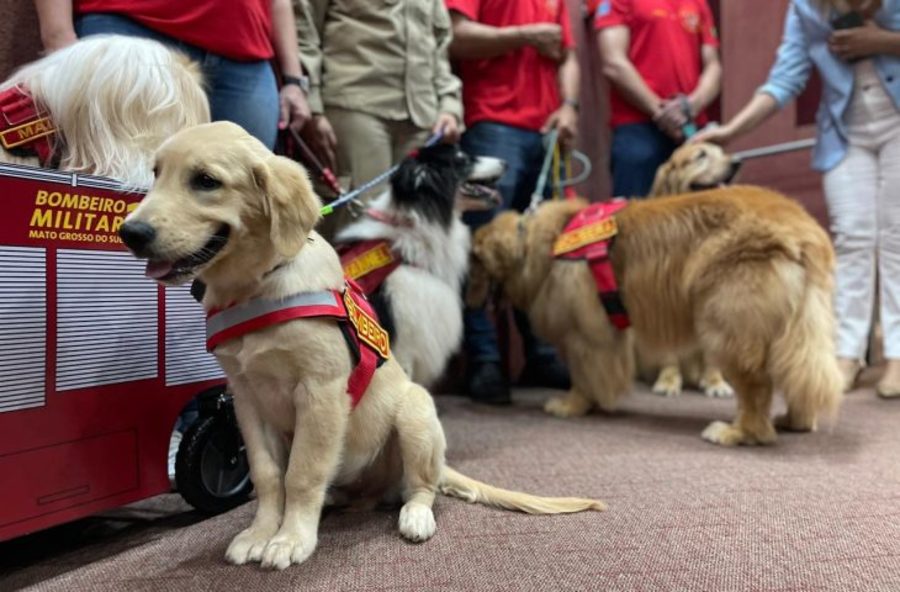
[759,0,900,171]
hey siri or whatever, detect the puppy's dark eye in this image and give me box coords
[190,172,222,191]
[696,149,708,160]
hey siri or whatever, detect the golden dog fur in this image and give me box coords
[122,122,604,570]
[642,142,744,398]
[468,187,843,446]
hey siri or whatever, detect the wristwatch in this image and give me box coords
[282,75,310,93]
[563,97,580,112]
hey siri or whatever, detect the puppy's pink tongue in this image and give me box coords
[145,260,174,279]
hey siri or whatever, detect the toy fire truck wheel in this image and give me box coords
[175,414,252,514]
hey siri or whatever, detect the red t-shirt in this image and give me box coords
[594,0,718,127]
[75,1,273,61]
[445,0,575,132]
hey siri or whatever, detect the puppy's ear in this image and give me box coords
[253,155,321,257]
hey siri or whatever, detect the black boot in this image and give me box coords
[518,356,571,390]
[467,361,511,405]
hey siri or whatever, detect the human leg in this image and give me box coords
[823,145,879,391]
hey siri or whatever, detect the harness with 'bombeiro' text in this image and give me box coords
[552,199,630,330]
[0,86,56,166]
[337,240,401,295]
[205,280,390,407]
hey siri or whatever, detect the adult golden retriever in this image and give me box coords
[1,35,208,186]
[119,122,603,570]
[642,142,743,398]
[649,141,741,196]
[468,188,843,446]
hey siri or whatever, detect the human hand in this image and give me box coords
[541,103,578,153]
[278,84,311,134]
[520,23,564,62]
[433,112,461,144]
[300,114,338,171]
[829,20,889,61]
[690,124,733,146]
[653,98,689,140]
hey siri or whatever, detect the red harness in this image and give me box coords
[553,199,630,330]
[337,240,401,295]
[0,86,56,166]
[205,280,390,408]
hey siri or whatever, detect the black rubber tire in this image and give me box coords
[175,414,252,514]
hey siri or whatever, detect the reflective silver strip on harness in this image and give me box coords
[206,290,341,342]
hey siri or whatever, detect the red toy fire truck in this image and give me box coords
[0,163,250,542]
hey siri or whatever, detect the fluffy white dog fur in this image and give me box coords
[1,34,209,186]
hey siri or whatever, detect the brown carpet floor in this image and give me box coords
[3,380,899,592]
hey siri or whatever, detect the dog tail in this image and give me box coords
[439,467,606,514]
[769,275,843,431]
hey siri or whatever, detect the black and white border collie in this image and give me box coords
[334,144,505,388]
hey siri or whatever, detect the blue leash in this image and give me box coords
[320,131,444,216]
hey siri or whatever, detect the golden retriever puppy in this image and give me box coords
[119,122,603,570]
[468,189,843,446]
[642,142,743,398]
[1,35,209,186]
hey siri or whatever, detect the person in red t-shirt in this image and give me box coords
[33,0,311,150]
[446,0,580,404]
[594,0,721,196]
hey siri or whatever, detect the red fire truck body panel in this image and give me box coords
[0,163,224,541]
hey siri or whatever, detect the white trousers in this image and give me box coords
[823,60,900,360]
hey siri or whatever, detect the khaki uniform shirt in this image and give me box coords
[294,0,463,128]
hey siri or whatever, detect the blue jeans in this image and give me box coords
[461,122,558,364]
[76,13,280,150]
[610,122,679,197]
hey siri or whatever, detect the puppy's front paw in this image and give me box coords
[260,532,317,570]
[652,367,682,398]
[225,525,278,565]
[399,502,436,542]
[544,394,591,418]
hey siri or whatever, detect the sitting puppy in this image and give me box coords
[119,122,603,570]
[333,144,504,387]
[468,188,843,447]
[0,35,208,186]
[642,142,743,399]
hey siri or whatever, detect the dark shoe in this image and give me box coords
[467,361,511,405]
[518,356,571,390]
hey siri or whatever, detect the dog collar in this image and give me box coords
[0,86,57,166]
[365,208,414,228]
[554,199,630,330]
[206,281,390,407]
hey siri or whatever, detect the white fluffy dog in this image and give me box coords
[0,34,209,186]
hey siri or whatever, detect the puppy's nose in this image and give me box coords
[119,221,157,254]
